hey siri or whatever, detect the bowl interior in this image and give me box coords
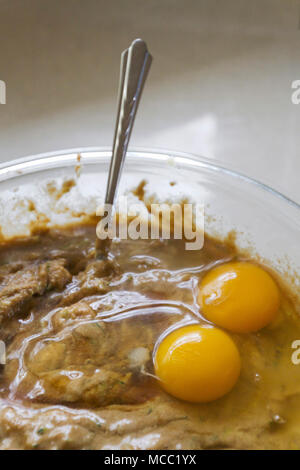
[0,148,299,294]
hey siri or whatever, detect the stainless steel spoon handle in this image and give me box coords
[105,39,152,206]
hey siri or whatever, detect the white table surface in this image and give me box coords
[0,0,299,202]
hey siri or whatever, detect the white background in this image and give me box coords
[0,0,300,201]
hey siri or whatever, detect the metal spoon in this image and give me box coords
[96,39,152,256]
[105,38,152,205]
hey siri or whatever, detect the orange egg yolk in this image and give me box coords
[198,261,280,333]
[154,324,241,403]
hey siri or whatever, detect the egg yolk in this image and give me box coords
[154,324,241,403]
[198,261,280,333]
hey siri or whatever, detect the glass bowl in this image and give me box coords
[0,147,299,295]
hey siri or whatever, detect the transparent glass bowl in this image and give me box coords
[0,147,299,294]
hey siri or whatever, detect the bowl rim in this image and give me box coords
[0,146,299,212]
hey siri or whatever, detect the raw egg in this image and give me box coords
[198,261,280,333]
[154,324,241,403]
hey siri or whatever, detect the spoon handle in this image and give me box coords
[105,39,152,205]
